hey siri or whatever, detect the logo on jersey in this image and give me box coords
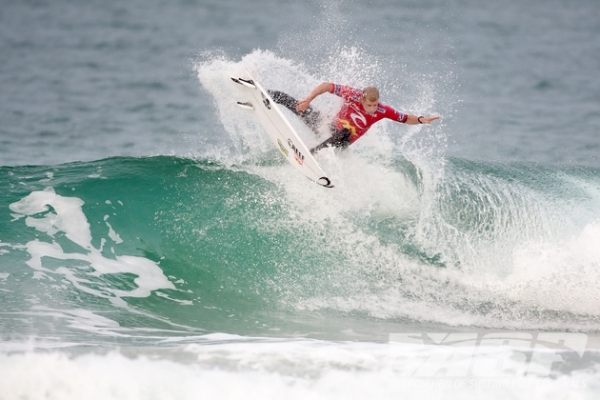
[350,111,367,130]
[339,119,358,138]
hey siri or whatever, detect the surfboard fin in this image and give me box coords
[236,101,254,110]
[317,177,334,188]
[231,77,256,89]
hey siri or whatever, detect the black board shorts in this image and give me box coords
[269,90,351,153]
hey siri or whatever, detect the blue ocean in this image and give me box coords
[2,0,600,398]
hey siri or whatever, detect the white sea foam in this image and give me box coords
[104,215,123,244]
[9,188,175,308]
[501,221,600,315]
[9,187,92,250]
[0,335,597,400]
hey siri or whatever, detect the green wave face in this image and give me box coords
[2,155,600,341]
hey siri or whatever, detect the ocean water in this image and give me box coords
[2,0,600,398]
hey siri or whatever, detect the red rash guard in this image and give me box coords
[330,83,408,143]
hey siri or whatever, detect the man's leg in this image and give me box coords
[268,90,322,135]
[310,129,351,154]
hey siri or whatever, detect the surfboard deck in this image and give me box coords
[230,70,334,188]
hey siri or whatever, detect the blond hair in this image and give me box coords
[362,86,380,102]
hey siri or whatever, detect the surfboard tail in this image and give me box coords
[236,101,254,110]
[231,77,256,89]
[317,177,334,188]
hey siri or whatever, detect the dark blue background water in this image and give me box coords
[2,0,599,166]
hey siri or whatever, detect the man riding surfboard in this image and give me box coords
[269,83,440,153]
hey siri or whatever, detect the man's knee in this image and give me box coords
[268,90,296,107]
[311,129,351,153]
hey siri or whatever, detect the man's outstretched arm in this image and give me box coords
[404,114,440,125]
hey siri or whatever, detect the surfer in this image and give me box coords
[269,83,440,153]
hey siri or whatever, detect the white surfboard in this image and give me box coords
[230,69,334,188]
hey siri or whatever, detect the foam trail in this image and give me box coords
[9,188,175,307]
[10,188,92,251]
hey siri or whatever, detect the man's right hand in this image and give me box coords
[296,82,333,112]
[296,98,311,112]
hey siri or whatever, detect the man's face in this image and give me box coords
[362,99,378,115]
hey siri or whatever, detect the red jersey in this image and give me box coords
[330,83,408,143]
